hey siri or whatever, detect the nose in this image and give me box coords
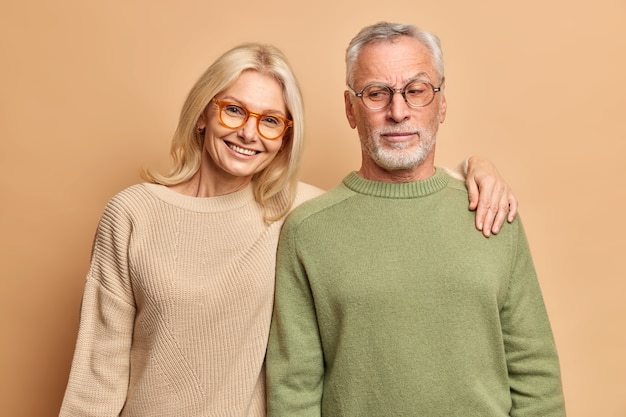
[238,115,259,142]
[387,91,411,122]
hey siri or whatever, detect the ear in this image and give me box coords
[196,108,208,130]
[344,90,357,129]
[438,93,447,124]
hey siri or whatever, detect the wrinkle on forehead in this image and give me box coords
[353,38,438,89]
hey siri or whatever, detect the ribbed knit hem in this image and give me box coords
[341,169,449,199]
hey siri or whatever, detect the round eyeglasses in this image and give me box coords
[211,98,292,140]
[348,79,444,110]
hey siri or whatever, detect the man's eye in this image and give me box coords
[405,83,428,96]
[366,89,390,101]
[406,88,426,96]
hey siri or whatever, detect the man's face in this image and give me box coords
[344,36,447,181]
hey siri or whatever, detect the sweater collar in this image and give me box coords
[142,182,256,213]
[342,168,449,199]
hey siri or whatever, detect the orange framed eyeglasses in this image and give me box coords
[211,98,293,140]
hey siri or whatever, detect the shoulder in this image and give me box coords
[107,183,152,205]
[90,185,148,246]
[100,183,157,221]
[438,169,467,195]
[432,169,470,209]
[286,183,354,228]
[295,181,325,198]
[293,182,325,207]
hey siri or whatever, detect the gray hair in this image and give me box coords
[345,22,444,87]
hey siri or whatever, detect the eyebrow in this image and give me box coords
[365,72,434,89]
[403,72,433,85]
[219,96,288,117]
[412,71,431,79]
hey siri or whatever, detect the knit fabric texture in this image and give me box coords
[266,169,566,417]
[59,181,323,417]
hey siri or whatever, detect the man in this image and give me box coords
[265,22,566,416]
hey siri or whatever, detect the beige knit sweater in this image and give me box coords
[59,181,324,417]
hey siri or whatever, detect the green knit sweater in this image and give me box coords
[266,169,565,417]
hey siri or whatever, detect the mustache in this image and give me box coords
[377,125,420,135]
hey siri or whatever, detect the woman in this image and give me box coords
[59,43,517,416]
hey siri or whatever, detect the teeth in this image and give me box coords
[228,143,257,156]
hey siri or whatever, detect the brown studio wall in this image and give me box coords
[1,1,625,416]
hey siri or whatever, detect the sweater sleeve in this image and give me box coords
[502,219,566,417]
[266,217,324,417]
[59,197,136,417]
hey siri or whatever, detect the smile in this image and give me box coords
[226,142,259,156]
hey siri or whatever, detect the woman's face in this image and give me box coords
[197,70,288,188]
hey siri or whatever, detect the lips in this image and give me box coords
[384,132,414,139]
[382,132,417,144]
[226,141,259,156]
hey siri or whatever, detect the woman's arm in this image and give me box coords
[459,156,519,238]
[59,197,135,416]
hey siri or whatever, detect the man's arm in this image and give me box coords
[266,220,325,416]
[502,219,566,417]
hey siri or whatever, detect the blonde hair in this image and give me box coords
[143,43,305,221]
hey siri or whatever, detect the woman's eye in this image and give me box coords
[261,116,281,126]
[224,105,246,116]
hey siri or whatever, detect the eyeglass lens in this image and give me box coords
[361,81,436,109]
[219,102,287,140]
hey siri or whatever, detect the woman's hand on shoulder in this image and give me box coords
[465,155,519,238]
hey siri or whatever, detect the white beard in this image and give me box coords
[362,127,436,171]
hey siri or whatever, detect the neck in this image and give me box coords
[170,169,252,198]
[358,159,436,183]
